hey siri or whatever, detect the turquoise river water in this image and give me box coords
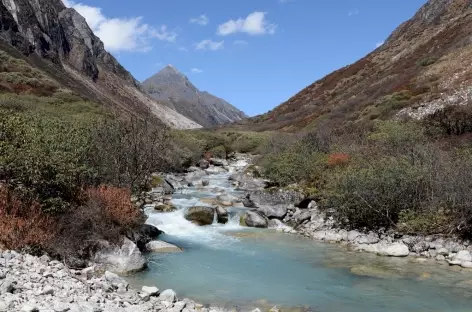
[127,169,472,312]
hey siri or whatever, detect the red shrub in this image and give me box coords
[327,153,350,167]
[85,185,142,228]
[203,151,213,160]
[0,186,56,250]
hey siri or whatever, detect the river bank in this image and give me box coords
[3,154,472,311]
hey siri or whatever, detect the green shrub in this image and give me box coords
[322,156,429,230]
[417,56,438,67]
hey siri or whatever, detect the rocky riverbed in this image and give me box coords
[0,250,232,312]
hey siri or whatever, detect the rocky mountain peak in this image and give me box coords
[142,65,247,127]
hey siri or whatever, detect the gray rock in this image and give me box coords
[215,206,229,224]
[355,232,380,244]
[356,242,409,257]
[104,271,129,288]
[53,302,70,312]
[257,204,288,219]
[142,286,159,296]
[198,159,210,169]
[240,211,268,228]
[40,286,54,295]
[95,238,147,275]
[202,179,210,187]
[0,278,15,294]
[146,241,182,253]
[437,247,449,256]
[21,305,38,312]
[185,206,215,226]
[158,289,177,303]
[347,230,362,242]
[210,158,228,167]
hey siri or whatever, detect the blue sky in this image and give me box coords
[63,0,426,116]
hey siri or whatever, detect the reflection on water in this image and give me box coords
[127,171,472,312]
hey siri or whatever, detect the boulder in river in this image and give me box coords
[240,211,268,228]
[185,206,215,226]
[216,206,229,224]
[127,224,163,252]
[210,158,229,167]
[154,203,177,213]
[146,241,183,253]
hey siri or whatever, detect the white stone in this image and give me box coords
[158,289,177,303]
[141,286,159,296]
[146,241,182,253]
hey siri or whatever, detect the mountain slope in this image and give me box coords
[0,0,201,129]
[241,0,472,132]
[142,65,247,127]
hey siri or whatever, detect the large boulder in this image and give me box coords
[216,206,229,224]
[146,241,182,253]
[127,224,163,252]
[257,204,288,219]
[95,238,147,275]
[185,206,215,226]
[240,211,268,228]
[355,242,410,257]
[248,189,303,207]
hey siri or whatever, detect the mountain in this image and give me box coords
[142,65,247,127]
[240,0,472,132]
[0,0,200,129]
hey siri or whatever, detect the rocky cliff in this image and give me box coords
[0,0,201,129]
[142,65,247,127]
[241,0,472,132]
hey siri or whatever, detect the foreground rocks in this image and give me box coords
[0,250,210,312]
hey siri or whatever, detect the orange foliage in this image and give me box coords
[203,151,213,160]
[327,153,350,167]
[0,187,56,250]
[85,185,141,228]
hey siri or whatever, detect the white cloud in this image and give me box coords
[191,68,203,74]
[217,12,276,36]
[190,14,209,26]
[179,47,189,52]
[348,9,359,17]
[234,40,248,45]
[61,0,177,53]
[149,25,177,42]
[195,39,224,51]
[376,41,385,48]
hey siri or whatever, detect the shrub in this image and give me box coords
[0,111,95,213]
[85,185,143,229]
[417,56,438,67]
[427,103,472,135]
[88,117,171,192]
[327,153,350,167]
[0,187,56,250]
[322,156,429,230]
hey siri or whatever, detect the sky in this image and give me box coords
[62,0,427,116]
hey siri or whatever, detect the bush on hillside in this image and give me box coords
[427,103,472,135]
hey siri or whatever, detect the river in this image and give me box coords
[127,160,472,312]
